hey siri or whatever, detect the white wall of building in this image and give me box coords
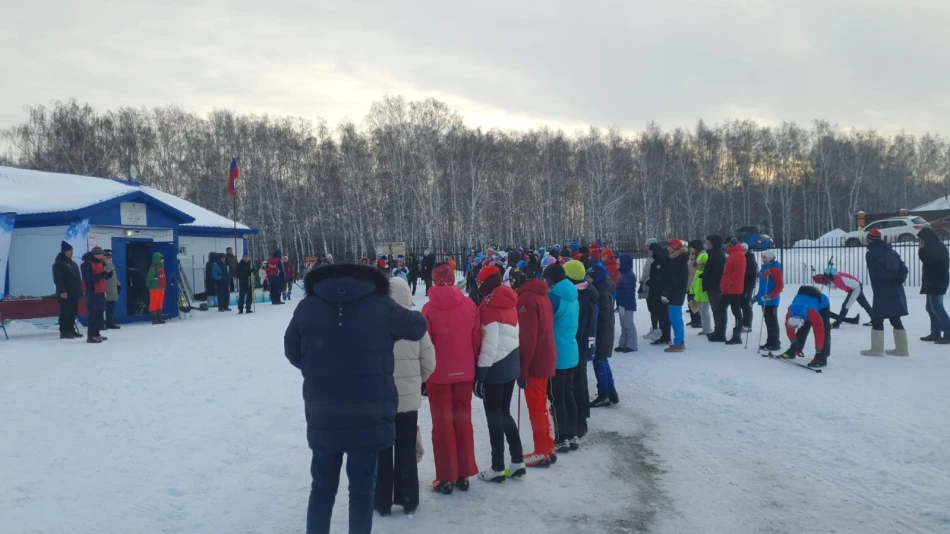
[8,225,71,297]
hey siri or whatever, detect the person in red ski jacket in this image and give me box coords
[715,238,747,344]
[474,265,524,483]
[509,269,557,468]
[282,256,296,301]
[421,263,481,495]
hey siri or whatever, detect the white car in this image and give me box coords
[842,216,929,246]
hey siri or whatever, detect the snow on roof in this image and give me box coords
[0,166,251,230]
[792,228,847,248]
[913,196,950,212]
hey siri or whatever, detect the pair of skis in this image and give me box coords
[760,351,823,373]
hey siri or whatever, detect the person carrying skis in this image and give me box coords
[473,265,525,483]
[741,243,758,333]
[661,239,689,352]
[282,255,296,301]
[422,263,481,495]
[542,263,581,454]
[716,237,746,345]
[861,229,910,357]
[756,250,784,352]
[510,269,559,467]
[813,267,873,328]
[615,254,638,353]
[236,253,254,314]
[780,285,831,368]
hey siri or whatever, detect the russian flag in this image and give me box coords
[227,157,240,196]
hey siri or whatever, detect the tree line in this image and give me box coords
[2,97,949,261]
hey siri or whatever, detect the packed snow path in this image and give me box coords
[2,287,949,533]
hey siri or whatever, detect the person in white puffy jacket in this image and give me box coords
[375,277,436,517]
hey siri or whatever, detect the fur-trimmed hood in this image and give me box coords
[305,263,390,303]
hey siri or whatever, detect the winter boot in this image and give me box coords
[151,311,159,324]
[454,478,470,491]
[432,481,454,495]
[861,330,886,357]
[920,333,941,342]
[831,321,841,329]
[936,337,950,345]
[157,313,166,324]
[505,462,527,480]
[807,355,827,368]
[664,342,685,353]
[590,396,612,408]
[642,329,658,340]
[725,327,743,345]
[844,314,861,325]
[885,329,910,356]
[524,452,553,468]
[608,390,620,405]
[650,336,671,346]
[555,440,572,453]
[569,437,580,451]
[707,333,726,342]
[86,336,103,344]
[478,469,508,483]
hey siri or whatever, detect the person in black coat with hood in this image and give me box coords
[741,244,758,330]
[52,241,84,339]
[661,239,690,352]
[235,253,254,314]
[420,251,436,295]
[205,252,219,307]
[703,235,726,340]
[918,227,950,343]
[647,242,670,345]
[566,262,599,432]
[861,229,910,357]
[284,263,428,534]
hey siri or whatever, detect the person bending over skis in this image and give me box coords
[779,286,832,369]
[813,266,873,328]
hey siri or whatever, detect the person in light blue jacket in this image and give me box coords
[543,263,580,453]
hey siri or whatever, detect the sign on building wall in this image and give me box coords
[120,202,148,226]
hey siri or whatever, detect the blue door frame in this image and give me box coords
[110,237,179,323]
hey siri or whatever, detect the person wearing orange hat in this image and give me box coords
[662,239,690,352]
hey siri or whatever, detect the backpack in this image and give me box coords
[266,258,280,278]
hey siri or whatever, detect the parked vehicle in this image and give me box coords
[842,216,929,246]
[927,215,950,241]
[735,226,775,250]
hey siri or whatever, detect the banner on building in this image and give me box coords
[0,213,14,300]
[64,219,90,269]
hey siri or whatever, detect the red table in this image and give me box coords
[0,298,88,339]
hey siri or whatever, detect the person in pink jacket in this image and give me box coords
[814,267,873,328]
[421,263,482,495]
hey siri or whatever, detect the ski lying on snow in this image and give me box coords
[759,352,823,373]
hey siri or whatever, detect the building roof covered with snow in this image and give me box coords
[913,196,950,213]
[0,166,255,234]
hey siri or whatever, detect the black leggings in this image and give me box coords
[871,317,904,331]
[550,369,577,443]
[715,295,743,337]
[483,380,523,471]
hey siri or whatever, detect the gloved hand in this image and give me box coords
[104,270,114,279]
[473,380,485,400]
[421,382,427,397]
[661,296,669,304]
[517,379,527,390]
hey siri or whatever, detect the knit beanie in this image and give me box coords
[668,239,684,252]
[61,241,73,253]
[477,265,501,282]
[867,228,882,241]
[688,239,704,252]
[761,249,777,261]
[563,260,587,282]
[509,269,529,292]
[725,236,739,248]
[543,263,567,286]
[590,248,602,261]
[432,264,455,287]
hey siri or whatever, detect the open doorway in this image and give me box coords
[126,242,152,316]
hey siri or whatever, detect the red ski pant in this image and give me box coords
[427,381,478,483]
[525,377,555,456]
[148,289,164,312]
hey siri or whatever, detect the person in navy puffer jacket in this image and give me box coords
[284,263,428,534]
[614,254,638,352]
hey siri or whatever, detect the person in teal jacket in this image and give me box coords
[543,263,580,453]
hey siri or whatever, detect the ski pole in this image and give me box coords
[754,312,765,350]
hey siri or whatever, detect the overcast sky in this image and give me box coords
[2,0,949,134]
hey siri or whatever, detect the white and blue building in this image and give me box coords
[0,166,257,323]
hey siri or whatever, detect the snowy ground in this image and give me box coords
[2,286,950,534]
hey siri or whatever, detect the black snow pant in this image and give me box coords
[573,358,590,436]
[708,290,724,337]
[648,293,670,341]
[238,281,252,312]
[483,380,523,472]
[408,278,417,296]
[216,281,230,310]
[796,308,832,358]
[424,278,432,296]
[269,283,282,304]
[763,306,780,348]
[715,294,743,339]
[375,410,419,514]
[105,300,117,328]
[742,291,754,328]
[550,368,577,444]
[58,297,79,336]
[86,308,104,340]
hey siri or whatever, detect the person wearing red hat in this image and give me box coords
[473,265,525,483]
[422,263,481,495]
[862,228,910,357]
